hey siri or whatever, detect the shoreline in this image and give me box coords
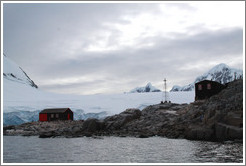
[3,80,243,142]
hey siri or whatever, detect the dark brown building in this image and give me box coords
[195,80,226,101]
[39,108,73,121]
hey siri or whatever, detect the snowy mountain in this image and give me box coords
[3,55,38,88]
[170,63,243,92]
[129,82,161,93]
[170,85,182,92]
[3,56,194,126]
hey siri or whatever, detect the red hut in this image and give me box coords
[39,108,73,121]
[195,80,226,101]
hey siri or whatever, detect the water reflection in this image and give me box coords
[3,136,243,163]
[193,141,243,163]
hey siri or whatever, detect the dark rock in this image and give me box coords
[185,126,215,141]
[227,126,243,140]
[82,118,104,132]
[215,123,243,141]
[137,134,149,138]
[215,123,227,141]
[39,132,53,138]
[122,108,141,117]
[84,133,93,137]
[104,109,141,130]
[71,126,81,134]
[22,131,35,136]
[3,125,15,131]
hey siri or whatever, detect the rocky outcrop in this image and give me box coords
[4,120,85,138]
[104,108,141,131]
[3,79,243,142]
[182,79,243,141]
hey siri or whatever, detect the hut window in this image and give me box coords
[56,114,59,118]
[51,114,54,118]
[198,84,202,90]
[207,83,211,90]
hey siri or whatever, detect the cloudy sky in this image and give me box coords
[3,2,244,95]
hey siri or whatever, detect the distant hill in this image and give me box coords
[170,63,243,92]
[129,82,161,93]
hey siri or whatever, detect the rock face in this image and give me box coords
[4,79,243,142]
[182,79,243,141]
[104,108,141,131]
[4,120,85,138]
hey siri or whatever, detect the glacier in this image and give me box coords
[3,55,195,126]
[3,80,195,126]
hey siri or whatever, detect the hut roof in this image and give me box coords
[40,108,71,114]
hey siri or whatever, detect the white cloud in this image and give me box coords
[189,1,245,29]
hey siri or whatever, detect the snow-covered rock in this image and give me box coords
[129,82,161,93]
[170,85,182,92]
[3,55,38,88]
[170,63,243,92]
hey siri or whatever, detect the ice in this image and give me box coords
[3,78,195,125]
[3,55,195,125]
[3,79,195,115]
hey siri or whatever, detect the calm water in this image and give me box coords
[3,136,243,163]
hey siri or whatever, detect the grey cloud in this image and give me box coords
[3,3,160,70]
[3,3,243,94]
[32,27,243,91]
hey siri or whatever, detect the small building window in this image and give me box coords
[51,114,54,118]
[56,114,59,118]
[198,84,202,90]
[207,83,211,90]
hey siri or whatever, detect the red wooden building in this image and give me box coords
[39,108,73,121]
[195,80,226,101]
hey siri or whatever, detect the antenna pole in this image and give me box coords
[164,78,167,103]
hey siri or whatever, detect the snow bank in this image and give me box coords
[3,81,194,115]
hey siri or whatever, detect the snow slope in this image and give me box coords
[3,55,38,88]
[170,63,243,92]
[3,56,195,126]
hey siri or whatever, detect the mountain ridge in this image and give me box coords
[129,82,161,93]
[170,63,243,92]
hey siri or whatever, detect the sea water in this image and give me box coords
[3,136,243,163]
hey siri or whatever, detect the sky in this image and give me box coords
[2,1,245,95]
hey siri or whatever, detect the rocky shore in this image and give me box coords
[4,79,243,142]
